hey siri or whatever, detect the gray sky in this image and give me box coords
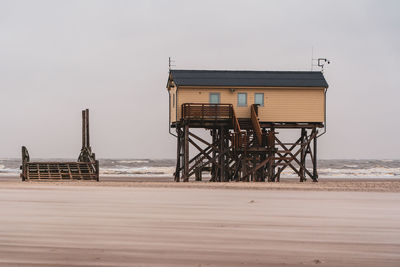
[1,0,399,159]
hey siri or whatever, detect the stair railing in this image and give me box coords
[251,104,262,145]
[231,106,247,149]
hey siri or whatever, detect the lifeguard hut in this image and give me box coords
[167,69,329,182]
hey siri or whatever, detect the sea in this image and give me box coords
[1,158,399,179]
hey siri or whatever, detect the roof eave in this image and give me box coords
[178,85,328,88]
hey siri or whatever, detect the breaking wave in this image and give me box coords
[0,158,399,178]
[100,166,175,176]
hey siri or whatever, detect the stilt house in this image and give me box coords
[167,70,329,182]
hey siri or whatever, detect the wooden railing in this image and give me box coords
[251,104,262,145]
[181,103,233,120]
[231,106,248,149]
[181,103,253,149]
[231,107,241,133]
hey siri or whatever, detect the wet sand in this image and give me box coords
[0,177,399,266]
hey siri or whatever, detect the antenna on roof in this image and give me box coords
[313,58,330,73]
[311,47,314,71]
[311,47,331,73]
[168,57,176,71]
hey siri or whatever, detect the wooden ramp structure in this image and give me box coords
[21,109,99,181]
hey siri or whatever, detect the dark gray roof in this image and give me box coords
[169,70,328,88]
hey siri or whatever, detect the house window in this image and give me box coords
[172,93,175,108]
[209,93,220,104]
[237,93,247,107]
[254,93,264,106]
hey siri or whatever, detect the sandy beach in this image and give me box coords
[2,0,400,266]
[0,176,399,266]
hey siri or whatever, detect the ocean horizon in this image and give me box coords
[1,158,399,179]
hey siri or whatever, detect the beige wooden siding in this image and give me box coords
[169,86,177,123]
[176,87,325,122]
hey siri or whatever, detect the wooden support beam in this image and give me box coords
[188,132,212,147]
[274,130,317,179]
[312,128,318,182]
[95,160,99,181]
[173,112,322,183]
[211,129,217,182]
[188,146,230,178]
[188,137,213,162]
[183,124,189,182]
[174,127,182,182]
[267,130,275,182]
[176,142,213,173]
[300,128,306,182]
[242,156,272,181]
[219,127,225,182]
[87,109,90,148]
[82,110,86,149]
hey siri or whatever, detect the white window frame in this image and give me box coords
[254,93,264,107]
[209,93,220,104]
[237,92,247,107]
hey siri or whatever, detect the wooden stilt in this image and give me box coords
[300,128,306,182]
[211,129,217,182]
[183,124,189,182]
[312,128,318,182]
[267,130,275,182]
[219,127,225,182]
[174,127,181,182]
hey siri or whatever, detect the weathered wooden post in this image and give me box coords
[21,146,30,181]
[86,109,90,149]
[95,160,100,181]
[174,127,182,182]
[195,157,202,181]
[219,127,225,182]
[312,128,318,182]
[211,129,217,182]
[82,110,86,149]
[267,130,275,182]
[183,124,189,182]
[300,128,307,182]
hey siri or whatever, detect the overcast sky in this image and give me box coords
[0,0,399,159]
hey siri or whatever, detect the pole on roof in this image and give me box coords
[168,57,175,70]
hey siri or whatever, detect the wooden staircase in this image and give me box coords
[231,104,263,149]
[231,107,246,149]
[236,104,276,181]
[251,104,263,146]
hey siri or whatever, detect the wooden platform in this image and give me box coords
[21,161,99,181]
[20,109,99,181]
